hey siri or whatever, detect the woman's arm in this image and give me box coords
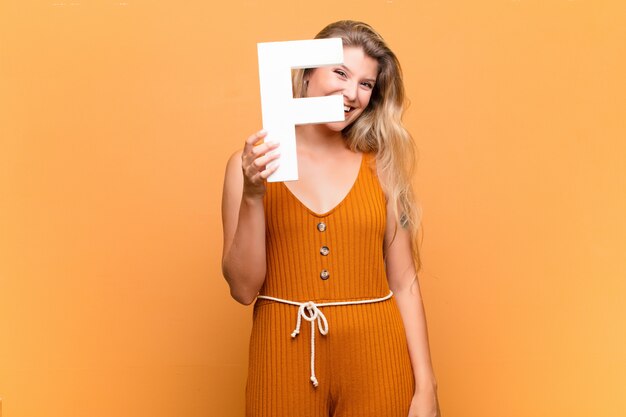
[384,199,440,416]
[221,130,280,305]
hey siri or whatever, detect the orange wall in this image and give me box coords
[1,1,625,416]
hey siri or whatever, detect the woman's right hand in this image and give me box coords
[222,130,278,304]
[241,129,281,199]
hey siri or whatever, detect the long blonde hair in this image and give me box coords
[293,20,423,272]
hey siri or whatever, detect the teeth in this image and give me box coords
[344,105,351,112]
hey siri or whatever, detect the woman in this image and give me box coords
[222,20,440,417]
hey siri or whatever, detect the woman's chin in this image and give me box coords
[300,120,354,135]
[324,120,351,132]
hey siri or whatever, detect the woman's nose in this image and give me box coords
[343,81,358,101]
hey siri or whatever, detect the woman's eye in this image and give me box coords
[334,70,347,77]
[361,82,374,89]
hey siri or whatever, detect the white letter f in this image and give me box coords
[257,38,345,182]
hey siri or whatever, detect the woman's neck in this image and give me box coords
[295,124,349,156]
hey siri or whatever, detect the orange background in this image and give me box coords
[1,1,625,416]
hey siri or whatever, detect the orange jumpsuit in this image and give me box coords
[246,152,415,417]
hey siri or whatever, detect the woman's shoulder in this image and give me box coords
[224,149,243,178]
[362,151,377,165]
[227,149,243,167]
[362,151,390,198]
[362,151,380,178]
[223,149,244,196]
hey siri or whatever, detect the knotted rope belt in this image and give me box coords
[256,291,394,387]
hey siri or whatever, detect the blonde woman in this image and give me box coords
[222,20,440,417]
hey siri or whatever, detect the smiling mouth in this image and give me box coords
[344,105,354,113]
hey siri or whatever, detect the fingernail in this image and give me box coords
[259,129,267,135]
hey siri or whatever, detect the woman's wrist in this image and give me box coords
[241,191,265,205]
[414,375,438,393]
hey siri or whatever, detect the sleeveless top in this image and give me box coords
[260,152,391,302]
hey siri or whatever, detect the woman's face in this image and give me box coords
[304,46,379,132]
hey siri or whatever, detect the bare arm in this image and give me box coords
[221,130,280,305]
[384,198,440,416]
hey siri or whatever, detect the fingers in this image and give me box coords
[252,150,281,169]
[245,156,280,180]
[243,130,280,156]
[259,160,280,179]
[251,140,280,160]
[244,129,268,153]
[243,129,280,163]
[241,129,281,188]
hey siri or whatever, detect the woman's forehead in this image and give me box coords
[341,46,379,79]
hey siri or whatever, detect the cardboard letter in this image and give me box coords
[257,38,345,182]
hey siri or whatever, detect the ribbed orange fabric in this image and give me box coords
[246,152,415,417]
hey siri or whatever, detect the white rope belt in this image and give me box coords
[256,291,394,387]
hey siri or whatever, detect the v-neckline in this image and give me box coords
[280,152,365,218]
